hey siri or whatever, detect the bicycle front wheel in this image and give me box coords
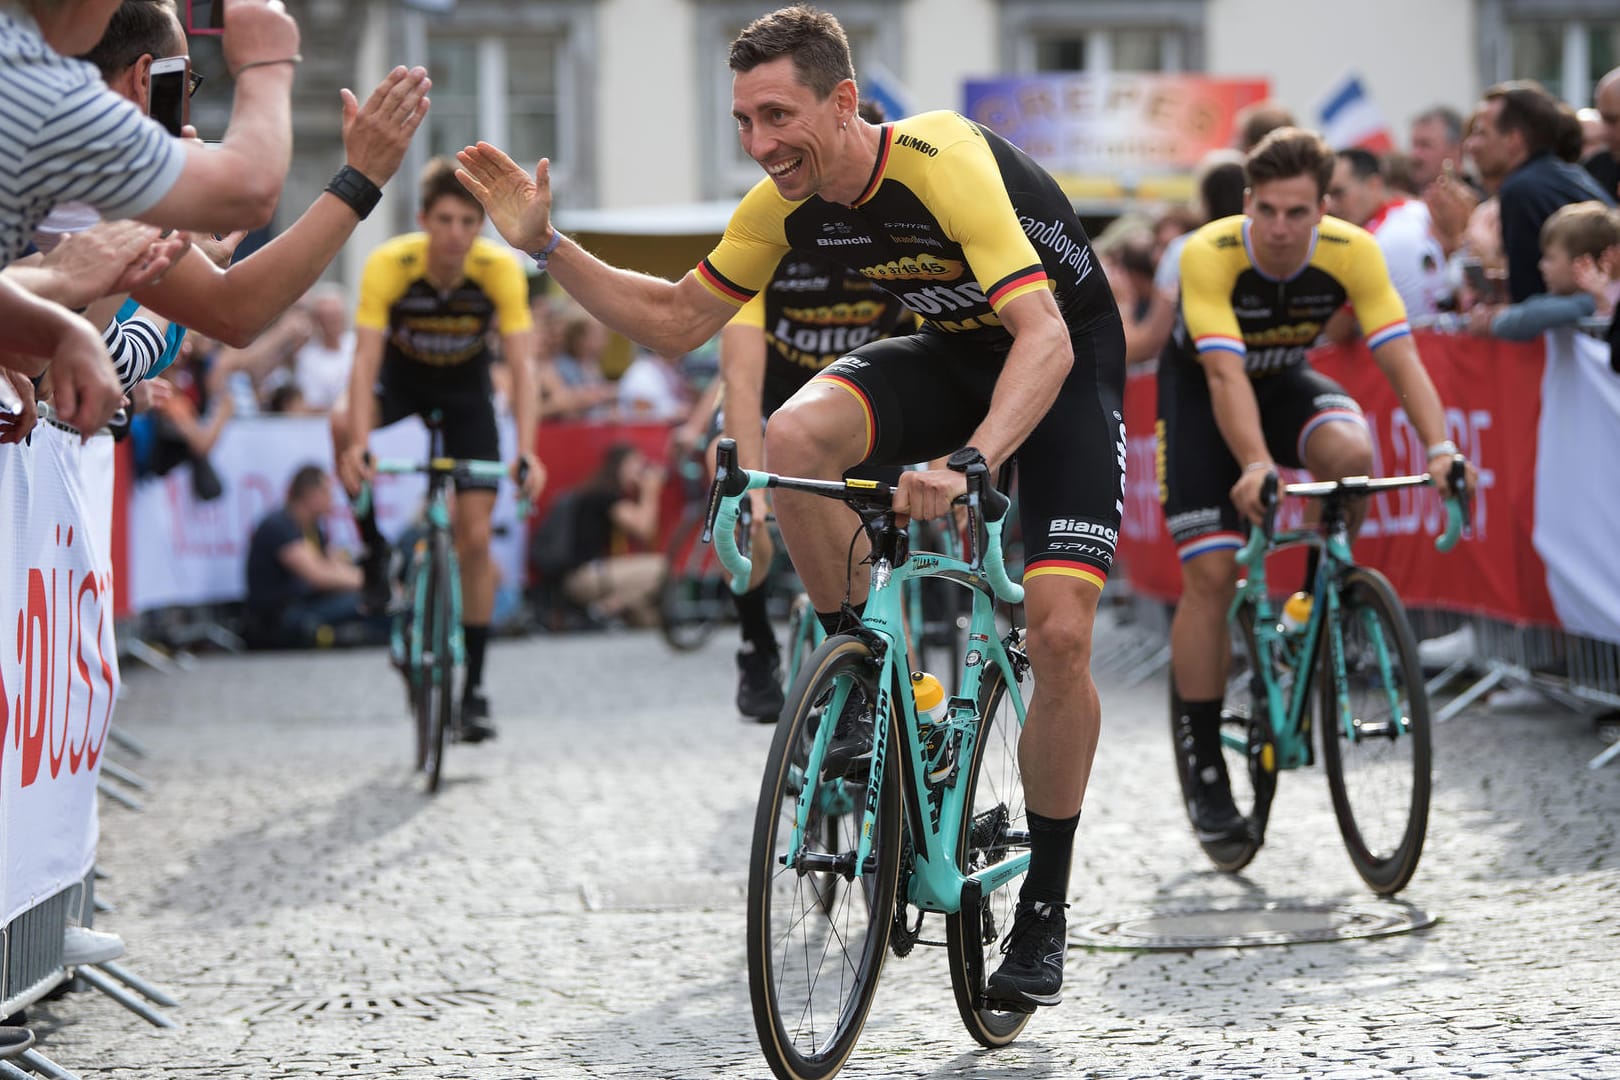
[421,533,456,795]
[1319,568,1431,895]
[945,660,1033,1048]
[748,635,900,1080]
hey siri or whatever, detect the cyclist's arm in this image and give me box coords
[279,539,363,592]
[719,314,769,518]
[1370,333,1450,458]
[965,289,1073,470]
[1200,351,1272,470]
[344,328,386,440]
[503,328,540,462]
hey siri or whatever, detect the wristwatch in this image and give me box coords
[946,446,986,473]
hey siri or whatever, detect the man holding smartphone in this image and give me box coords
[0,0,301,432]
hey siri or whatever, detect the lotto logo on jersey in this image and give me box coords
[858,254,963,281]
[780,300,889,326]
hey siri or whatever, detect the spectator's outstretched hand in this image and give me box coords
[195,230,249,269]
[45,221,189,306]
[46,320,124,438]
[1572,253,1614,311]
[1425,169,1478,253]
[222,0,301,77]
[342,66,432,185]
[456,143,553,254]
[0,370,37,445]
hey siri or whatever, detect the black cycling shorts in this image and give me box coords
[811,315,1126,591]
[1156,357,1368,559]
[375,368,501,492]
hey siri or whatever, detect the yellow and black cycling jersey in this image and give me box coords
[355,233,533,381]
[698,110,1114,342]
[731,251,917,408]
[1170,213,1410,376]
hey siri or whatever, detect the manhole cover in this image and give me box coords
[241,988,498,1022]
[1073,899,1434,951]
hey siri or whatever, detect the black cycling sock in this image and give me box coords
[1301,547,1320,595]
[733,584,777,657]
[816,600,866,638]
[1175,697,1225,764]
[463,624,490,697]
[1019,809,1080,906]
[353,496,385,550]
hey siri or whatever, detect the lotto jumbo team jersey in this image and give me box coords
[355,233,533,381]
[697,111,1113,344]
[731,251,917,405]
[1170,214,1410,375]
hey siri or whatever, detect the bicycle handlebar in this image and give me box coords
[355,456,523,519]
[1235,459,1471,567]
[704,438,1024,604]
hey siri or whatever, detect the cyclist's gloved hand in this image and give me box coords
[337,443,373,499]
[895,467,966,525]
[514,451,546,502]
[1229,462,1276,525]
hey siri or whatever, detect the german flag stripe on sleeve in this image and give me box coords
[696,260,755,306]
[986,266,1050,310]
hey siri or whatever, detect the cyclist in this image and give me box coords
[333,157,545,743]
[720,97,917,723]
[457,4,1123,1010]
[1158,128,1474,844]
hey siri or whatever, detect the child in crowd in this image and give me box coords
[1484,202,1620,340]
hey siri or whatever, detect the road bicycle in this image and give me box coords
[358,417,520,794]
[705,438,1035,1080]
[1177,460,1468,894]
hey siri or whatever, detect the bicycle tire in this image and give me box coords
[422,532,455,795]
[784,593,817,693]
[407,544,433,774]
[1319,568,1431,895]
[657,516,724,652]
[1172,604,1274,874]
[945,661,1033,1048]
[747,635,900,1080]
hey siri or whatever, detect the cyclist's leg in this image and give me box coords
[1158,350,1248,837]
[443,383,503,735]
[986,313,1124,1006]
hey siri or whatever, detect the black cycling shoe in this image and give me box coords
[985,900,1068,1009]
[458,691,497,744]
[820,689,873,778]
[359,540,393,615]
[736,648,785,722]
[1183,755,1248,843]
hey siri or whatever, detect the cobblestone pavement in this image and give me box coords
[33,621,1620,1078]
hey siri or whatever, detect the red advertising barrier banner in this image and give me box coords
[1119,332,1561,627]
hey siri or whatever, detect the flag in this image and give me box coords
[1316,74,1393,152]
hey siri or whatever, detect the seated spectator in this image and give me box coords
[244,465,387,648]
[554,444,668,627]
[540,310,617,420]
[293,285,355,412]
[129,333,232,499]
[1466,81,1615,302]
[1475,202,1620,340]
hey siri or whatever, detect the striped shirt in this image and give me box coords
[0,11,184,269]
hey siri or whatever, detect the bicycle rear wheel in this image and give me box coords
[1172,604,1275,874]
[945,658,1033,1048]
[657,516,726,652]
[421,533,455,795]
[1319,568,1431,895]
[748,635,900,1080]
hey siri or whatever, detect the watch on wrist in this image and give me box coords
[946,446,986,473]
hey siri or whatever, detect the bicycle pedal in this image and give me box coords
[975,992,1037,1015]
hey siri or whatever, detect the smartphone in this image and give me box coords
[147,55,189,136]
[186,0,224,35]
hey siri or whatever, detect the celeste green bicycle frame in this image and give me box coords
[1229,470,1466,771]
[712,456,1028,915]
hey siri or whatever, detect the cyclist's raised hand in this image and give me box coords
[455,142,553,254]
[895,467,966,525]
[514,450,546,502]
[337,442,373,499]
[1229,462,1275,525]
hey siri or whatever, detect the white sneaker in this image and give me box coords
[1485,684,1546,712]
[1418,625,1477,667]
[62,926,124,966]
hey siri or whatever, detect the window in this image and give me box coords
[697,2,904,199]
[1001,1,1205,76]
[1483,1,1620,106]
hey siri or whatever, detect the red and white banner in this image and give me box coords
[125,415,528,613]
[1120,331,1618,644]
[0,426,118,925]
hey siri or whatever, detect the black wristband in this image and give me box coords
[325,164,383,220]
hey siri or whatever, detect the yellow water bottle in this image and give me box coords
[1280,591,1313,634]
[911,671,947,726]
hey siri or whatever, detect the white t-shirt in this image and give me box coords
[0,12,183,267]
[1366,200,1448,319]
[294,331,355,411]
